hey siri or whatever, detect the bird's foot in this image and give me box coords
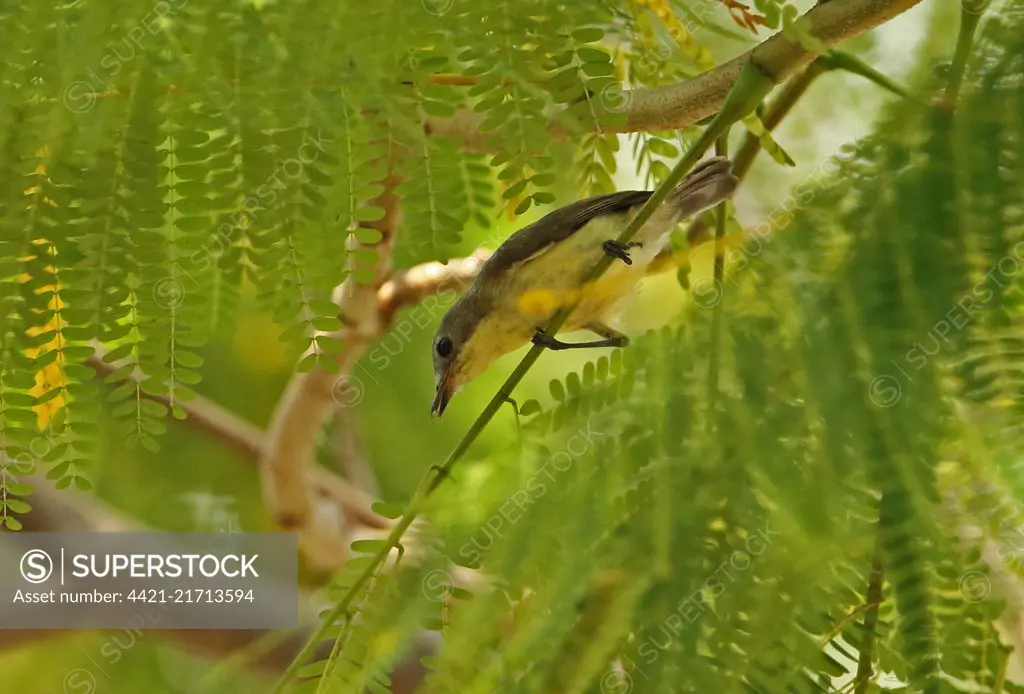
[504,396,522,432]
[532,327,628,351]
[603,240,642,265]
[532,328,565,350]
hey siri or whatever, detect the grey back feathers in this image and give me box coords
[479,156,734,284]
[477,189,653,285]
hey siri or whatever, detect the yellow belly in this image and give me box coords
[510,261,641,320]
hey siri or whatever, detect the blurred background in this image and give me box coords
[0,0,983,691]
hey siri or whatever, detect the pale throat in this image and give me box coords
[453,311,532,387]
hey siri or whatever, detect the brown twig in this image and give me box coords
[377,247,491,327]
[85,349,388,543]
[85,349,263,460]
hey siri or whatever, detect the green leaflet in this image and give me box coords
[742,112,796,167]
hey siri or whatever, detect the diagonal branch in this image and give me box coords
[85,349,387,540]
[86,348,264,461]
[613,0,924,132]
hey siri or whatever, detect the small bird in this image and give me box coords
[430,157,738,416]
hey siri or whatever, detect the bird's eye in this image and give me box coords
[436,336,453,358]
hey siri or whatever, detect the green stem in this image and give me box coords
[853,553,885,694]
[943,3,983,108]
[705,133,730,433]
[820,50,924,105]
[272,58,776,694]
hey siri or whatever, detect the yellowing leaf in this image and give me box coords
[22,241,67,429]
[634,0,716,71]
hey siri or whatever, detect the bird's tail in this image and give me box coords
[668,156,738,221]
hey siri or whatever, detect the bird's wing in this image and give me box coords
[479,190,653,282]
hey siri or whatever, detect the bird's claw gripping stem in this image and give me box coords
[532,328,562,350]
[504,396,522,432]
[603,240,642,265]
[532,328,628,351]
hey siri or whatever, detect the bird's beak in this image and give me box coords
[431,368,453,418]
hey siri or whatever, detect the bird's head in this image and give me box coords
[430,293,503,417]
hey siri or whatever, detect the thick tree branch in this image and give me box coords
[424,0,926,150]
[377,248,491,326]
[618,0,923,132]
[260,154,402,556]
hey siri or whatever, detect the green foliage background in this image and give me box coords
[2,0,1023,692]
